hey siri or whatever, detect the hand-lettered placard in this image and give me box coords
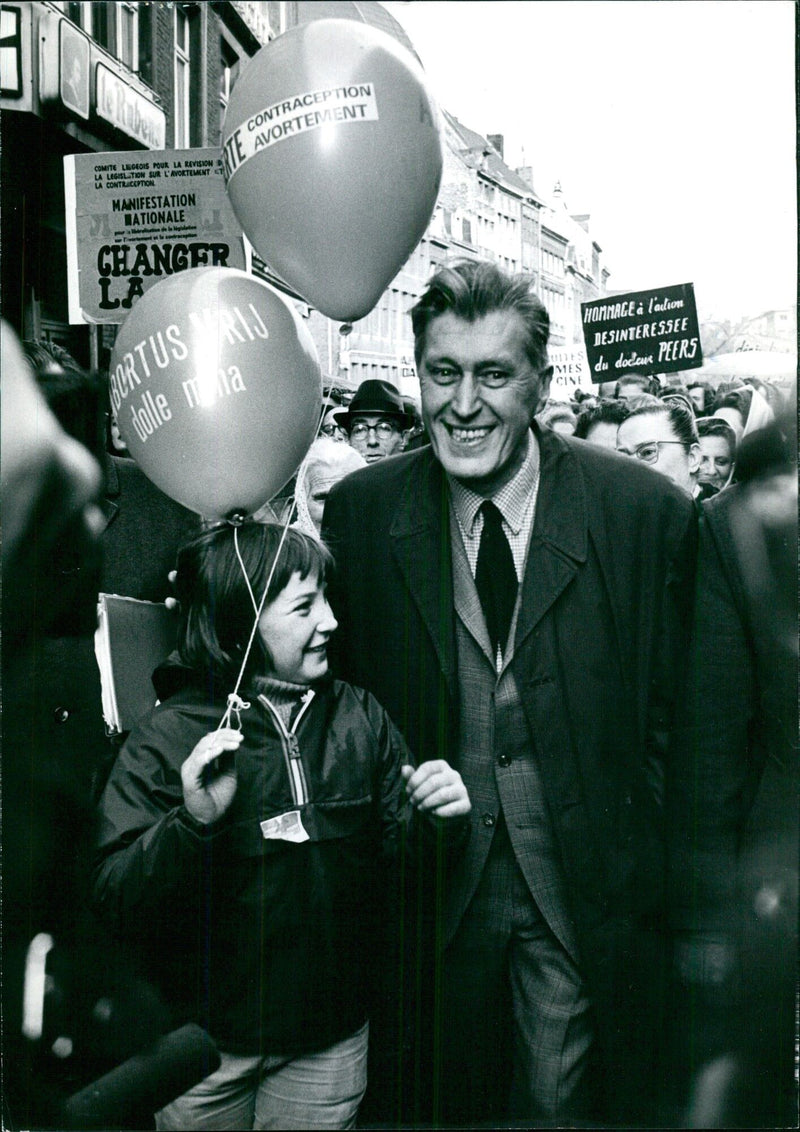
[581,283,703,381]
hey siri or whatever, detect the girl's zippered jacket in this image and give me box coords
[92,671,433,1057]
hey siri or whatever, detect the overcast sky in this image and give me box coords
[383,0,796,320]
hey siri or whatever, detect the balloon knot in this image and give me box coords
[226,511,248,527]
[225,692,251,732]
[338,323,353,337]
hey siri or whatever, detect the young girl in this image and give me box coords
[92,522,469,1130]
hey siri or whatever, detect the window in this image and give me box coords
[60,2,103,33]
[219,39,240,138]
[0,6,22,96]
[92,3,110,50]
[137,2,154,83]
[117,2,139,71]
[268,2,286,37]
[57,2,87,27]
[174,6,191,147]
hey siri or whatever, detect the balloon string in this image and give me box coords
[216,466,311,733]
[235,532,260,617]
[216,521,288,731]
[218,383,335,734]
[221,691,251,732]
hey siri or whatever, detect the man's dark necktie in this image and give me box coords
[475,500,517,657]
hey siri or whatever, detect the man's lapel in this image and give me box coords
[384,436,589,681]
[515,431,588,652]
[389,450,458,692]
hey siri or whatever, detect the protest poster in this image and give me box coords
[547,345,590,401]
[581,283,703,382]
[64,148,247,323]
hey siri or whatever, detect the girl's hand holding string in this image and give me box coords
[181,728,243,825]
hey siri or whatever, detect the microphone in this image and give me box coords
[62,1023,220,1129]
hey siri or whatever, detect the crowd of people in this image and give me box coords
[536,371,786,505]
[301,360,788,526]
[2,257,796,1131]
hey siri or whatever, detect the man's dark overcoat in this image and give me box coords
[322,426,697,1120]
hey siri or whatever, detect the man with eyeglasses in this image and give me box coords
[332,379,414,463]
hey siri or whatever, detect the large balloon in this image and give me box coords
[221,19,443,322]
[109,268,321,519]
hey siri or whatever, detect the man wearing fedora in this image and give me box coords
[334,378,415,464]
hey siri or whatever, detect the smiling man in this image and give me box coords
[322,260,697,1127]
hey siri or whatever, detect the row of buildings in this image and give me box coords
[1,0,612,401]
[336,109,611,399]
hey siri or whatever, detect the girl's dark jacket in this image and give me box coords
[92,667,438,1057]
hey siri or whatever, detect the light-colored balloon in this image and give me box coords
[222,19,443,322]
[110,268,321,519]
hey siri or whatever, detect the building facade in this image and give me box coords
[520,179,611,397]
[0,0,293,369]
[321,115,551,400]
[1,0,612,401]
[323,119,612,402]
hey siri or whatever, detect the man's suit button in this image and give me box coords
[53,706,70,723]
[497,754,511,767]
[482,813,495,828]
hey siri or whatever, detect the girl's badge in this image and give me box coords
[260,810,310,843]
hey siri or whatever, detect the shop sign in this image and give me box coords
[96,62,165,149]
[64,148,247,323]
[548,346,589,400]
[1,4,24,98]
[36,11,164,146]
[581,283,702,381]
[0,3,33,110]
[59,16,89,118]
[400,354,417,379]
[38,10,90,116]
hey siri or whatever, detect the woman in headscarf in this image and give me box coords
[294,437,366,536]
